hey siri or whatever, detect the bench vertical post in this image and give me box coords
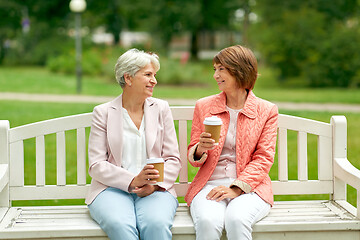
[331,116,347,201]
[0,120,10,207]
[178,119,188,184]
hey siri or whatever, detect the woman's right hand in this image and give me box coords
[129,165,159,191]
[195,132,215,159]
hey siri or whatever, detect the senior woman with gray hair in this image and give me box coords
[86,48,181,240]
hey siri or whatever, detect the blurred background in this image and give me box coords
[1,0,360,93]
[1,0,360,206]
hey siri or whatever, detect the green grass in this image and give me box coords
[2,66,360,104]
[254,88,360,104]
[1,101,359,207]
[0,66,120,96]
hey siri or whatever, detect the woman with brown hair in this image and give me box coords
[186,45,278,240]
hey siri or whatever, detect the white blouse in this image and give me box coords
[121,108,147,175]
[209,106,241,181]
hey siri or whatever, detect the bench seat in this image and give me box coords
[0,200,359,240]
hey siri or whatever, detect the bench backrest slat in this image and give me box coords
[178,120,188,184]
[5,108,335,203]
[77,128,87,185]
[297,132,308,180]
[36,135,46,186]
[277,128,288,181]
[56,131,66,186]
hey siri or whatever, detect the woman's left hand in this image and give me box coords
[132,184,159,198]
[206,185,243,202]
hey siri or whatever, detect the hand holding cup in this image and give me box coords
[203,116,222,145]
[195,116,222,158]
[146,158,164,184]
[197,132,216,153]
[129,164,159,190]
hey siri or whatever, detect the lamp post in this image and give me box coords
[69,0,86,94]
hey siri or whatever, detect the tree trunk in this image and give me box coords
[242,2,250,46]
[0,38,5,64]
[190,30,199,60]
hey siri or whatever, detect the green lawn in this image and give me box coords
[2,66,360,104]
[1,101,358,207]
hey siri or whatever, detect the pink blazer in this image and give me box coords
[85,95,181,205]
[185,91,278,206]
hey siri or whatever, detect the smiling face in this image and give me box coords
[213,63,239,93]
[212,45,258,91]
[126,63,157,99]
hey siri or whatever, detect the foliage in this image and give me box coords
[304,26,360,87]
[47,47,103,75]
[45,42,214,86]
[254,7,327,79]
[4,31,73,66]
[253,0,360,87]
[2,0,360,88]
[1,0,73,65]
[156,58,212,86]
[85,0,126,44]
[85,0,244,57]
[0,1,23,64]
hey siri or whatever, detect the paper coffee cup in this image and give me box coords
[146,158,164,184]
[203,116,222,145]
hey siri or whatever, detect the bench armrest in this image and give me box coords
[0,164,9,194]
[334,158,360,190]
[334,157,360,218]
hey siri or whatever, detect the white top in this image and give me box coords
[121,108,147,175]
[209,106,241,181]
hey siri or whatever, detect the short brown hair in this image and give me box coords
[213,45,258,90]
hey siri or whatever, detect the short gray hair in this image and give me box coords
[114,48,160,88]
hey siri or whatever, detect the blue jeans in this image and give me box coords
[88,187,178,240]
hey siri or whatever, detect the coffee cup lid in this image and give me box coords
[147,158,164,164]
[203,116,222,125]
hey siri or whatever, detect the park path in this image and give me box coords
[1,92,360,113]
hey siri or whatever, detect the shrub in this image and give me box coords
[47,48,103,75]
[156,58,212,86]
[254,5,360,88]
[305,26,360,87]
[3,25,73,66]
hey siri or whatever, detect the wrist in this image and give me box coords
[194,146,206,160]
[230,186,243,196]
[129,176,140,191]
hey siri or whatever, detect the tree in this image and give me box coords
[85,0,124,44]
[186,0,245,59]
[1,0,73,65]
[128,0,245,59]
[254,0,360,87]
[0,1,22,64]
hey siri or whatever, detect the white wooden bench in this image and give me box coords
[0,106,359,240]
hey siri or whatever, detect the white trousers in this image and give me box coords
[190,179,271,240]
